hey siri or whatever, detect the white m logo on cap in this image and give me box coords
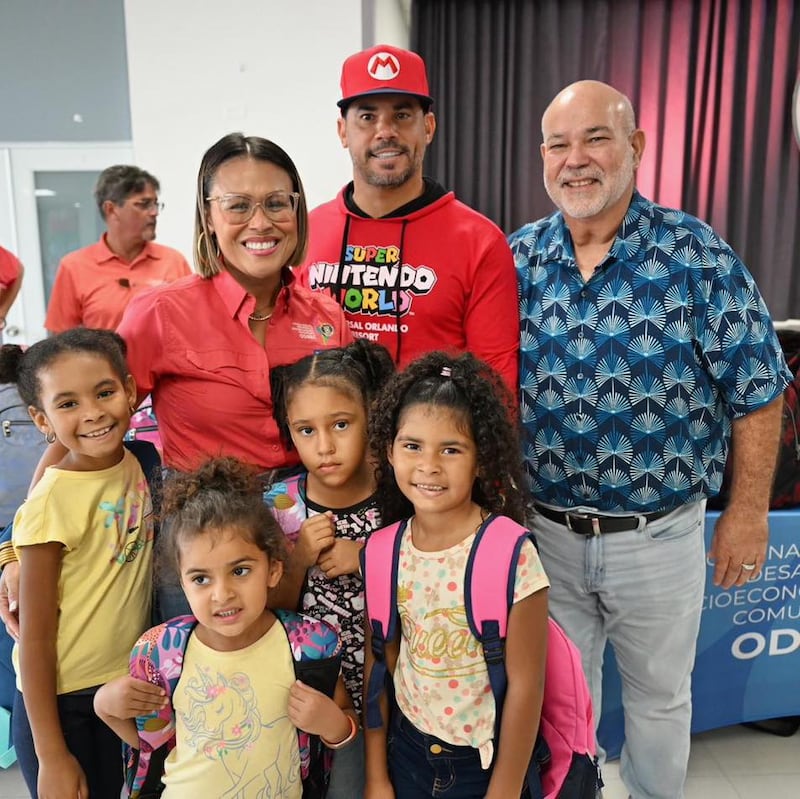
[368,52,401,81]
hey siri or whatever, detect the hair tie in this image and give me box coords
[440,366,452,378]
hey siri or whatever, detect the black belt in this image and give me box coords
[533,503,673,535]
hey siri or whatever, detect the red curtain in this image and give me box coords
[412,0,800,318]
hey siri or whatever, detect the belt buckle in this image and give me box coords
[565,511,602,536]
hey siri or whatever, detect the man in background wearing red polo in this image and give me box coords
[45,165,191,333]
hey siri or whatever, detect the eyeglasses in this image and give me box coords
[131,199,164,212]
[206,191,300,223]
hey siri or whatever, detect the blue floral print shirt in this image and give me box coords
[509,191,791,513]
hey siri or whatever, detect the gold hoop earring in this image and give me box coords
[196,231,208,265]
[45,431,57,444]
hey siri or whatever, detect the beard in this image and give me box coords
[546,153,636,220]
[362,163,416,188]
[352,143,423,189]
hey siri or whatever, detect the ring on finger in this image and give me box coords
[741,562,757,571]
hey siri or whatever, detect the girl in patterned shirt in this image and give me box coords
[266,339,394,799]
[364,351,550,799]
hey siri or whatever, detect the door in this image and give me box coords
[2,144,133,345]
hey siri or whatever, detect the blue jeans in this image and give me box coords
[13,689,123,798]
[387,710,529,799]
[533,501,706,799]
[326,728,365,799]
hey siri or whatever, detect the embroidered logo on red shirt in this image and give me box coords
[317,323,334,343]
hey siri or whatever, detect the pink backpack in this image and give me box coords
[362,515,601,799]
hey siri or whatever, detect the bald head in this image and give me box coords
[540,80,645,226]
[542,81,636,140]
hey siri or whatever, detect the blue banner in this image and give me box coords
[598,510,800,758]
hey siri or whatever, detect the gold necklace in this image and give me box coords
[248,309,273,322]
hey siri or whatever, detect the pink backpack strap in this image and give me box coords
[361,520,406,729]
[465,516,550,799]
[361,520,405,640]
[465,515,530,640]
[125,615,197,798]
[276,609,342,794]
[464,516,531,723]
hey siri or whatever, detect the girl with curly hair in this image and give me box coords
[94,457,357,798]
[364,352,550,799]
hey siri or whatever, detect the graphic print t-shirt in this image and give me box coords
[12,451,153,693]
[162,622,301,798]
[304,493,381,716]
[393,525,549,766]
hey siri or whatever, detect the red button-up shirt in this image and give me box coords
[118,269,352,471]
[46,236,191,333]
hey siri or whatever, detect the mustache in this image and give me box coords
[558,169,605,183]
[559,170,602,183]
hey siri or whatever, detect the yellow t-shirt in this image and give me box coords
[162,621,302,799]
[13,450,154,694]
[394,524,549,766]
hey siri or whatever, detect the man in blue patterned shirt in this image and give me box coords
[509,80,790,799]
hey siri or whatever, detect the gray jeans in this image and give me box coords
[533,501,706,799]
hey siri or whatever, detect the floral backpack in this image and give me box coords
[263,473,308,544]
[123,609,341,798]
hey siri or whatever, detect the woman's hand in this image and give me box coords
[287,679,351,742]
[37,750,88,799]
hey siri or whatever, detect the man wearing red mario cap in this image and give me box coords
[295,44,518,392]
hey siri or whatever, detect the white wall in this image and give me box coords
[124,0,367,262]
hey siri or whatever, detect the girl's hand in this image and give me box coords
[317,539,364,579]
[294,514,336,569]
[94,675,167,720]
[37,750,88,799]
[287,679,351,741]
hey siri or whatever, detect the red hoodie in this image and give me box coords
[295,182,519,392]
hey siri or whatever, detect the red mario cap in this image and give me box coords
[338,44,433,109]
